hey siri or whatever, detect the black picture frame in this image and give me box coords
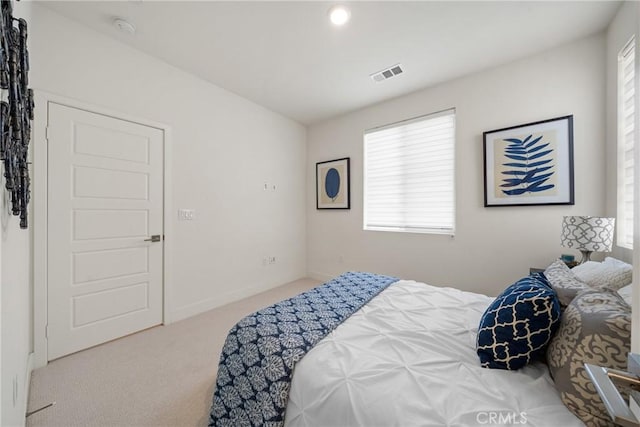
[316,157,350,210]
[483,115,574,207]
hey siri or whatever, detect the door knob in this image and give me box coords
[144,235,161,242]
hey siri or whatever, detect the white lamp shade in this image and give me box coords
[561,216,615,252]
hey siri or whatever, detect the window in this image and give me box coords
[363,109,455,234]
[617,37,635,249]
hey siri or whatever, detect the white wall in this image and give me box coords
[1,206,31,427]
[3,3,307,425]
[28,4,307,319]
[1,3,34,425]
[307,33,607,297]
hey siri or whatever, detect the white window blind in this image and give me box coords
[617,37,635,249]
[364,109,455,234]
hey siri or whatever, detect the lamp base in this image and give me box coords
[579,250,593,264]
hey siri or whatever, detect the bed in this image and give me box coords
[284,279,581,426]
[210,265,633,427]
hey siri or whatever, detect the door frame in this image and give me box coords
[32,90,173,368]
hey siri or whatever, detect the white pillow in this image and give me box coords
[618,284,632,306]
[569,261,601,278]
[572,257,632,291]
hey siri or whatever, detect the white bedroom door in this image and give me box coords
[46,102,164,360]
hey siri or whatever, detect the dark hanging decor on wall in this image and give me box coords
[0,0,33,229]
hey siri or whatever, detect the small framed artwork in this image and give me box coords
[483,115,574,207]
[316,157,350,209]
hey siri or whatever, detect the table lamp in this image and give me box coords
[561,216,615,264]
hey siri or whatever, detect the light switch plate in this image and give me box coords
[178,209,195,220]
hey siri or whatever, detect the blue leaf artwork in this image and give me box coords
[324,168,340,201]
[500,134,554,196]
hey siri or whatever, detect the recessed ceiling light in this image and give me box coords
[328,5,350,26]
[113,17,136,35]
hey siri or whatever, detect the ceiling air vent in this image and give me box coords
[370,64,404,83]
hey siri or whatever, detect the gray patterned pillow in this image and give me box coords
[547,288,631,426]
[544,260,590,308]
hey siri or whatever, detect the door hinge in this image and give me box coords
[45,324,48,338]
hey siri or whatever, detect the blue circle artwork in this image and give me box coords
[325,168,341,201]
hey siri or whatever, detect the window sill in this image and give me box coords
[363,226,454,236]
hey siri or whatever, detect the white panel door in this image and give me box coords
[47,103,164,360]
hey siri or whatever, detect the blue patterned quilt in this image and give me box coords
[209,271,398,427]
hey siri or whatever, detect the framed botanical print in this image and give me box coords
[316,157,350,209]
[483,115,574,207]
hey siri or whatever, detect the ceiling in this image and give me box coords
[40,1,621,125]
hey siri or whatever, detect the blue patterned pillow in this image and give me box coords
[476,273,561,370]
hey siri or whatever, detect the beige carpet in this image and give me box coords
[27,278,321,427]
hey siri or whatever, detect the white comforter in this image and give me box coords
[284,280,583,427]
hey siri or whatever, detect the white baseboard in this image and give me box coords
[307,271,334,282]
[169,278,306,323]
[170,295,228,323]
[20,352,33,427]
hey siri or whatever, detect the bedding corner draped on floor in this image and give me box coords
[208,271,398,427]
